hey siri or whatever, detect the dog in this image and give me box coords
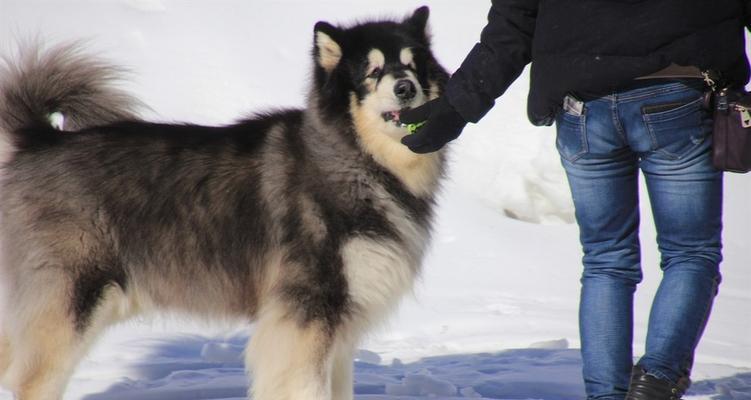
[0,6,448,400]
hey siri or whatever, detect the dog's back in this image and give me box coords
[0,44,295,326]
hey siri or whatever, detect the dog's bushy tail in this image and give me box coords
[0,41,142,149]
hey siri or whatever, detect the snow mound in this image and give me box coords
[385,372,458,396]
[201,342,244,364]
[529,338,569,350]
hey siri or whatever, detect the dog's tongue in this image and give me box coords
[382,110,402,124]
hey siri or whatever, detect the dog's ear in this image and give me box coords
[404,6,430,42]
[314,22,343,72]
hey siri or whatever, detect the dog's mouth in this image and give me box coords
[381,110,402,125]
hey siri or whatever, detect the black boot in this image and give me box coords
[625,366,690,400]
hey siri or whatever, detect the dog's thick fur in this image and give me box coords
[0,7,448,400]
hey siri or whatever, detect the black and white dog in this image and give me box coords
[0,7,449,400]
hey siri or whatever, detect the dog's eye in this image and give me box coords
[368,67,382,79]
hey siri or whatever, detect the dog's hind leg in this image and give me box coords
[5,314,77,399]
[247,299,336,400]
[1,267,127,400]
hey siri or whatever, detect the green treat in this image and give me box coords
[405,121,426,134]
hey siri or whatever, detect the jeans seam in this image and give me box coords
[642,117,667,158]
[615,83,703,103]
[645,369,673,384]
[680,276,720,375]
[611,98,627,143]
[579,112,589,160]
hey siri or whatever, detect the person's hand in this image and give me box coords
[400,97,467,153]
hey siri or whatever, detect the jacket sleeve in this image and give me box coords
[445,0,538,123]
[746,0,751,29]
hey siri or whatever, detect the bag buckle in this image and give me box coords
[716,89,729,112]
[738,106,751,128]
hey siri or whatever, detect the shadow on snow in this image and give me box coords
[83,337,750,400]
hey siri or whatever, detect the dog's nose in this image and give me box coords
[394,79,417,101]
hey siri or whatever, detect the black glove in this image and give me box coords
[400,97,467,154]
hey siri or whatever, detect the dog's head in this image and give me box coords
[311,7,449,142]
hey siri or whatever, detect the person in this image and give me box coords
[399,2,751,400]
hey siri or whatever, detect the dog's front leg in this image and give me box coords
[247,299,334,400]
[330,339,355,400]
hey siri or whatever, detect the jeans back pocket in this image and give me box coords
[641,97,711,160]
[555,110,588,162]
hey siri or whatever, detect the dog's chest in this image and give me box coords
[340,188,432,317]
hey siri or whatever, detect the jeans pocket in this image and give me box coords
[642,96,711,160]
[555,110,588,162]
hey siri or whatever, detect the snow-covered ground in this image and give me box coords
[0,1,750,399]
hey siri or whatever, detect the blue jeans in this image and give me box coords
[555,81,723,400]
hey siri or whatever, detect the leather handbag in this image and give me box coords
[711,87,751,173]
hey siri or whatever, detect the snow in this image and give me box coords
[1,1,750,399]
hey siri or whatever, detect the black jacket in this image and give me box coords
[445,0,751,126]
